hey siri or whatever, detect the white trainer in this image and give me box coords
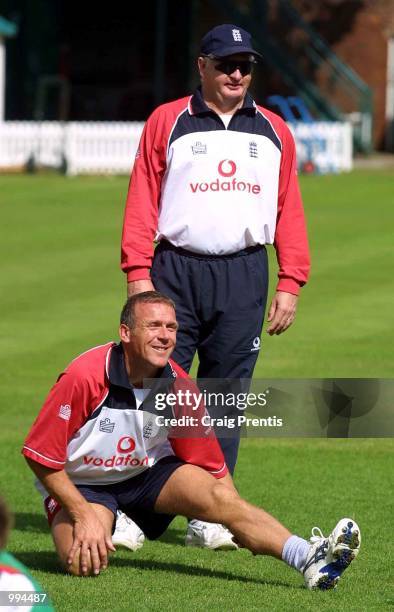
[112,510,145,551]
[303,518,361,590]
[185,520,238,550]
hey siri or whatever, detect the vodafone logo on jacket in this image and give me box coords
[190,159,261,194]
[83,435,149,468]
[117,436,136,453]
[218,159,236,177]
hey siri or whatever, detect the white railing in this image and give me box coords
[0,120,352,175]
[66,122,143,175]
[0,121,142,175]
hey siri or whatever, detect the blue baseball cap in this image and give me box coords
[200,24,262,60]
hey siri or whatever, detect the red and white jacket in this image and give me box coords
[121,89,310,295]
[22,342,227,487]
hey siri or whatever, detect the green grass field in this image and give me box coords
[1,171,393,611]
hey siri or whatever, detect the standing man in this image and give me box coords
[121,24,310,547]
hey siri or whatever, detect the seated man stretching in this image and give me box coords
[22,292,360,589]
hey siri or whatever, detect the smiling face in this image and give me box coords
[198,53,253,114]
[120,301,178,384]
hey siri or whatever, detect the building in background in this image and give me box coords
[287,0,394,152]
[0,14,17,121]
[0,0,393,151]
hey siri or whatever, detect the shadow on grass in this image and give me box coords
[12,551,63,575]
[14,552,300,589]
[14,512,48,534]
[111,557,299,589]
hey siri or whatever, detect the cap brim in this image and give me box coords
[209,46,263,60]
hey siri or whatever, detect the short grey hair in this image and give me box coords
[120,291,176,329]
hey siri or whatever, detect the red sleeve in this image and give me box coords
[169,437,228,479]
[273,119,311,295]
[22,371,102,470]
[121,106,168,283]
[167,368,228,479]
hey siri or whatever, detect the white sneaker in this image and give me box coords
[185,520,238,550]
[303,518,361,590]
[112,510,145,551]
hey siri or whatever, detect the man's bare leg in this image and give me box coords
[154,464,291,559]
[51,503,114,576]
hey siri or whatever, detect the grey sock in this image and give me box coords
[282,535,310,572]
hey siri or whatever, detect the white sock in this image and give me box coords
[282,535,310,572]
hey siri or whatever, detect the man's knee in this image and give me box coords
[53,531,94,577]
[51,506,112,577]
[209,481,242,514]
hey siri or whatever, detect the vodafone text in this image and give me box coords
[82,436,150,468]
[155,415,283,429]
[190,178,261,194]
[83,454,150,467]
[190,159,261,195]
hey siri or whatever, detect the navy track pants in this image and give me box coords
[151,241,269,474]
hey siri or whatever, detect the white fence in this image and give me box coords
[0,120,352,175]
[0,121,142,175]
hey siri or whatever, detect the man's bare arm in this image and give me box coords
[127,279,155,297]
[25,458,115,574]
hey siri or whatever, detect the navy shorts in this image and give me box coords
[45,456,185,540]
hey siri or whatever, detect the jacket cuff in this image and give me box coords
[126,268,151,283]
[276,278,302,295]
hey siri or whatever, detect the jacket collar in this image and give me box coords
[108,343,176,392]
[190,87,256,116]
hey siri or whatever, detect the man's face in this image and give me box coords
[198,53,253,107]
[121,302,178,372]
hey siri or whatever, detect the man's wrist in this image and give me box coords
[67,499,94,521]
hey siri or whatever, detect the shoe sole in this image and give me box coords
[315,573,340,590]
[314,522,360,590]
[332,522,360,566]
